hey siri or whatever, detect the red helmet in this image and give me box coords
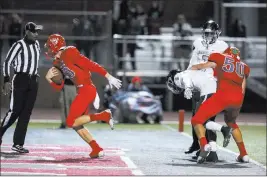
[223,46,240,58]
[131,76,142,84]
[44,34,66,58]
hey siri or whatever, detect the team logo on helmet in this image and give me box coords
[50,37,59,46]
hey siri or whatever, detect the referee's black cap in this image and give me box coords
[25,22,43,33]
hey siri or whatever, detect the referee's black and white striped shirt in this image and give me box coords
[3,38,41,82]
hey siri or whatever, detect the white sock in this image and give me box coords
[205,121,223,132]
[209,141,217,151]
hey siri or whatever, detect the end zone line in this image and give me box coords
[120,156,144,175]
[161,124,267,170]
[161,121,266,126]
[1,172,66,176]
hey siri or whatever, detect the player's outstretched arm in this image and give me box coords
[189,61,217,70]
[45,67,64,91]
[64,47,122,89]
[75,56,122,89]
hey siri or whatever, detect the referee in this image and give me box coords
[0,22,42,153]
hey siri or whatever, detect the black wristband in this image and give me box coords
[4,76,10,83]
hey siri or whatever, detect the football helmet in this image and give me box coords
[224,46,240,56]
[44,34,66,58]
[202,20,221,45]
[166,70,183,94]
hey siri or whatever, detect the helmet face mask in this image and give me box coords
[166,70,183,94]
[202,20,221,46]
[44,43,56,59]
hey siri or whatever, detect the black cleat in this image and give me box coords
[185,143,200,154]
[11,145,29,153]
[192,150,200,160]
[206,151,218,162]
[197,144,211,164]
[221,126,232,147]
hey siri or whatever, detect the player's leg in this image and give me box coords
[205,116,219,162]
[191,92,226,163]
[224,108,249,162]
[67,85,113,158]
[73,109,114,129]
[73,125,104,158]
[66,85,104,158]
[73,91,113,129]
[205,122,232,148]
[185,91,200,154]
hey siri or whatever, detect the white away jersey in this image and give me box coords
[187,38,229,77]
[174,70,217,96]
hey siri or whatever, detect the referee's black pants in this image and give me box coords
[1,73,38,146]
[191,92,217,146]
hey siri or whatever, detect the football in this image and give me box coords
[51,67,63,85]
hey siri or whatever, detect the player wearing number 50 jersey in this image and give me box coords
[190,46,250,164]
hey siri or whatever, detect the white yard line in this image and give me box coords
[162,124,267,170]
[1,150,126,156]
[1,145,62,149]
[1,162,142,170]
[161,121,266,126]
[0,172,66,176]
[120,156,145,175]
[0,155,55,160]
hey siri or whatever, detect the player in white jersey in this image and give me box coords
[185,20,229,158]
[166,69,232,162]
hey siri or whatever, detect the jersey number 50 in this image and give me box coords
[222,57,244,77]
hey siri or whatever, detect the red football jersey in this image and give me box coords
[208,53,250,91]
[52,46,107,90]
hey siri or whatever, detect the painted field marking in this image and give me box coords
[1,163,140,170]
[1,172,66,176]
[162,124,267,170]
[1,144,143,175]
[120,156,145,175]
[1,145,62,149]
[161,121,266,126]
[1,150,125,156]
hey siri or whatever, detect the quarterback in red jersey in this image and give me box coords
[189,46,250,164]
[44,34,122,158]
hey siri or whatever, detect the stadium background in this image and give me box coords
[0,0,266,113]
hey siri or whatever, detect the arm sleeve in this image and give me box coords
[182,73,193,89]
[50,80,65,91]
[62,47,107,76]
[208,53,224,66]
[3,42,21,82]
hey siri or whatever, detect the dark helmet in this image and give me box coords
[166,70,184,94]
[202,20,221,45]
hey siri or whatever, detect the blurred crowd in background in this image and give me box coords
[0,0,248,64]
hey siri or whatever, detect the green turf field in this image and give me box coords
[168,124,267,166]
[13,122,266,166]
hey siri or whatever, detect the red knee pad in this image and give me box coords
[191,117,205,126]
[227,122,239,129]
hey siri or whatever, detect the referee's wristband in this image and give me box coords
[4,76,10,83]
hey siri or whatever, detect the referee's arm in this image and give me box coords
[3,42,22,83]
